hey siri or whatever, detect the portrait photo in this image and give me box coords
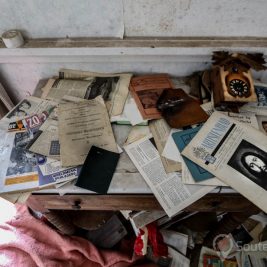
[85,76,119,101]
[228,139,267,190]
[255,84,267,106]
[6,99,32,119]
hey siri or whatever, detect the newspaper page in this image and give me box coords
[0,131,39,193]
[124,135,215,217]
[58,96,118,167]
[28,118,60,159]
[221,112,259,129]
[201,101,214,116]
[58,69,132,116]
[149,119,182,173]
[45,78,92,101]
[240,82,267,115]
[3,96,56,121]
[182,111,267,213]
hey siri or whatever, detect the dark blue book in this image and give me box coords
[172,126,214,182]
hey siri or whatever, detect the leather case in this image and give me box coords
[157,89,209,128]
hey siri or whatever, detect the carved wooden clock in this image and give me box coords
[211,52,266,108]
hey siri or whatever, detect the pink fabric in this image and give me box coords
[0,204,155,267]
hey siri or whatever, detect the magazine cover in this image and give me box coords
[129,74,174,120]
[1,131,39,193]
[182,111,267,212]
[38,157,82,187]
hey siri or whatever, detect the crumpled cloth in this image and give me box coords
[0,203,156,267]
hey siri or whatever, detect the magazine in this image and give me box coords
[0,131,39,193]
[182,111,267,212]
[4,96,56,121]
[38,157,81,187]
[129,74,174,120]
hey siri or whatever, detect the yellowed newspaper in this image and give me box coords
[28,118,60,159]
[58,96,117,167]
[45,78,92,101]
[58,69,132,116]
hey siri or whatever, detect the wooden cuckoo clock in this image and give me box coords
[211,52,266,108]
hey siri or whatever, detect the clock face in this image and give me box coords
[228,79,250,97]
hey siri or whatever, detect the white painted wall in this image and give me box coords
[0,0,124,38]
[1,0,267,38]
[124,0,267,37]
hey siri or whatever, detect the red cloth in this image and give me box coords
[0,204,156,267]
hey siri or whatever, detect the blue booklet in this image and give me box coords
[37,156,82,187]
[172,126,214,182]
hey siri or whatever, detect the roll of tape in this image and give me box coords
[2,30,24,48]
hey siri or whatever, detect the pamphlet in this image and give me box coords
[182,111,267,212]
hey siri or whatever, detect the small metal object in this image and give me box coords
[157,98,185,111]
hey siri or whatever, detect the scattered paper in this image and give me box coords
[182,111,267,213]
[129,210,166,229]
[45,78,93,101]
[0,131,39,193]
[124,125,151,145]
[58,96,117,167]
[124,135,215,217]
[221,112,259,129]
[38,157,81,187]
[58,69,132,117]
[168,246,190,267]
[182,160,227,186]
[161,230,188,256]
[150,119,181,173]
[28,118,60,159]
[124,94,147,125]
[240,82,267,116]
[4,96,56,121]
[162,129,182,163]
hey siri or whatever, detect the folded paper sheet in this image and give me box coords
[58,96,117,167]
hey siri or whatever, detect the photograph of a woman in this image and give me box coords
[228,139,267,190]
